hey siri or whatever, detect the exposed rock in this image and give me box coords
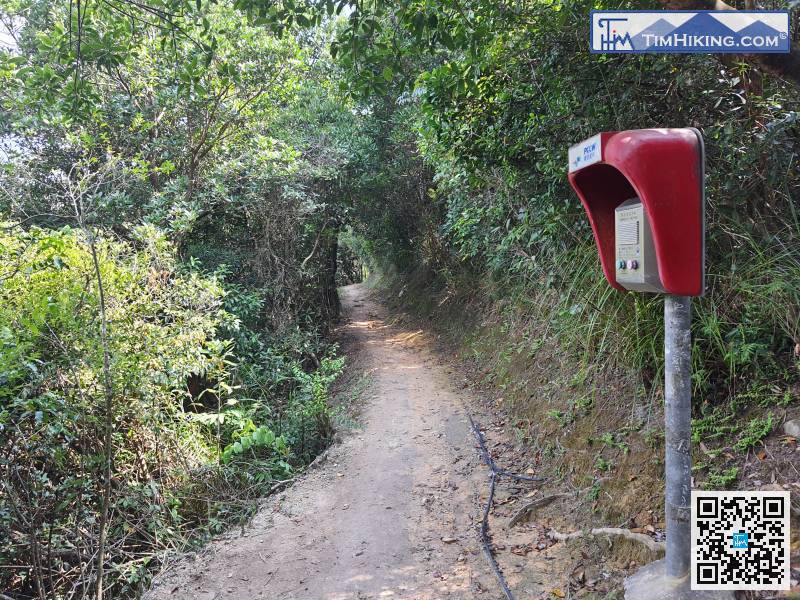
[783,419,800,438]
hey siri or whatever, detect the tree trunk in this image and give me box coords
[322,226,341,322]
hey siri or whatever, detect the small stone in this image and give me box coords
[783,419,800,438]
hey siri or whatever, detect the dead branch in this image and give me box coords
[507,493,571,528]
[266,479,294,496]
[300,218,331,270]
[548,527,665,554]
[507,478,611,528]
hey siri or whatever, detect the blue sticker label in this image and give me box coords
[568,134,602,173]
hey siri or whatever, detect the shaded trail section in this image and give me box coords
[147,283,498,599]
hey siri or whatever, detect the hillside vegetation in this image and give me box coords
[0,0,798,597]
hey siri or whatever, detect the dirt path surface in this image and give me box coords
[147,283,512,599]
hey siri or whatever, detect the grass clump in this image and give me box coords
[705,467,740,490]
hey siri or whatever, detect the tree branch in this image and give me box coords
[549,527,665,554]
[300,218,331,270]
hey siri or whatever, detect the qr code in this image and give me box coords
[692,491,790,590]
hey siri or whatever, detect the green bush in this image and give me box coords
[0,223,344,598]
[0,223,231,597]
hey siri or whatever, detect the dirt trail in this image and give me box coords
[147,283,510,599]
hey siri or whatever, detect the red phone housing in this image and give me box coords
[567,128,705,297]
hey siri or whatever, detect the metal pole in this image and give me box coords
[664,295,692,579]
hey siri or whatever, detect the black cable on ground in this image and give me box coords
[469,415,545,600]
[470,415,544,483]
[479,470,514,600]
